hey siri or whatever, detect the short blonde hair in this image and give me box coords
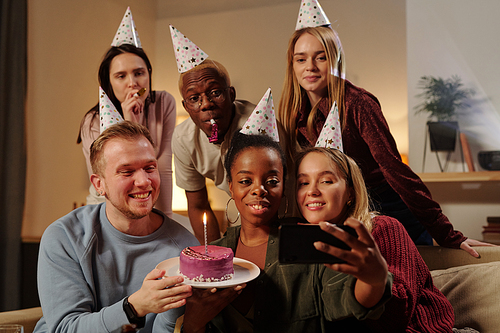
[295,147,374,231]
[90,121,155,176]
[178,59,231,95]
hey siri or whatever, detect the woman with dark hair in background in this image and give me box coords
[78,43,175,217]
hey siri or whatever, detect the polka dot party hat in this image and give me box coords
[240,88,279,142]
[169,25,208,73]
[295,0,331,30]
[315,101,343,151]
[99,86,124,133]
[111,7,142,48]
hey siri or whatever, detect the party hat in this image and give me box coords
[99,87,124,133]
[240,88,279,142]
[296,0,331,30]
[170,25,209,73]
[315,101,343,151]
[111,7,142,47]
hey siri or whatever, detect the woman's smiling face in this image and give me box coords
[296,151,351,225]
[229,147,284,227]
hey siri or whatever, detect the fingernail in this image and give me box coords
[323,222,335,230]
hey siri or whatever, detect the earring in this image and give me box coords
[278,195,289,219]
[346,200,353,207]
[225,198,240,224]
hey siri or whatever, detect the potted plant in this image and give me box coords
[414,75,474,152]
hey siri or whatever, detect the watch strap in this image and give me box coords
[123,296,146,329]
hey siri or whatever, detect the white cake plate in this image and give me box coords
[156,257,260,289]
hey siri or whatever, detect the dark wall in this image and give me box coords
[21,242,40,308]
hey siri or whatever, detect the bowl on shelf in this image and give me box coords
[478,151,500,170]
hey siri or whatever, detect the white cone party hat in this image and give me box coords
[170,25,209,73]
[111,7,142,47]
[315,101,343,151]
[295,0,331,30]
[99,87,124,133]
[240,88,279,142]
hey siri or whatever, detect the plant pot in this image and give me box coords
[427,121,458,152]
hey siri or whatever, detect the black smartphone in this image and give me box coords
[278,218,357,264]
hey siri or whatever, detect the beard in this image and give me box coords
[104,192,157,220]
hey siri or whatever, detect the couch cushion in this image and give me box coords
[431,261,500,332]
[418,246,500,271]
[0,307,42,333]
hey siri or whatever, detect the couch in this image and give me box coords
[418,246,500,333]
[1,246,499,333]
[0,306,41,333]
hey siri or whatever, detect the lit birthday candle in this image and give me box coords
[203,212,207,254]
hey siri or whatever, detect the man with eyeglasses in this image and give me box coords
[172,60,256,244]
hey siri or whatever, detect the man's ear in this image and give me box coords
[229,86,236,103]
[90,174,105,196]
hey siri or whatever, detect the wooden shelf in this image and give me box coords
[417,171,500,183]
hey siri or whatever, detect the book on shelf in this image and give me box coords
[487,216,500,224]
[482,216,500,244]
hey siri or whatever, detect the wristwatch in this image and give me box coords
[123,296,146,329]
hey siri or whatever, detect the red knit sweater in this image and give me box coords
[296,80,466,248]
[367,216,454,332]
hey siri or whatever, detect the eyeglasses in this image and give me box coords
[183,87,229,111]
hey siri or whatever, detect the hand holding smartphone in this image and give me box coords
[279,217,357,264]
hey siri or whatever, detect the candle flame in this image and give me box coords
[203,212,207,226]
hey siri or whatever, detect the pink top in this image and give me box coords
[80,90,176,217]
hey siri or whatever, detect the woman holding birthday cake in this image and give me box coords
[179,128,392,333]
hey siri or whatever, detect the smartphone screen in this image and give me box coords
[278,220,357,264]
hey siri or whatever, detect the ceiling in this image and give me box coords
[156,0,297,19]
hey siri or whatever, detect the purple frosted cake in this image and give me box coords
[179,245,234,282]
